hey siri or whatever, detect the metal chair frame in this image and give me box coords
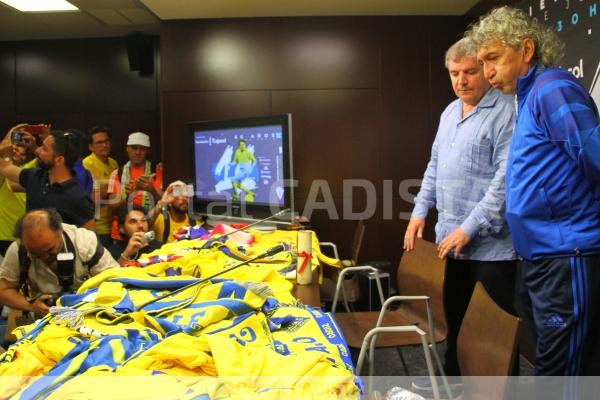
[332,267,452,400]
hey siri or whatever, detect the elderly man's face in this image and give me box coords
[448,56,489,107]
[477,38,531,94]
[22,227,63,265]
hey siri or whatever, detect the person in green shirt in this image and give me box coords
[230,139,257,201]
[0,124,36,256]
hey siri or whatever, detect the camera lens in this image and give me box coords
[11,131,22,143]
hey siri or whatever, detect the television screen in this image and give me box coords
[190,114,293,223]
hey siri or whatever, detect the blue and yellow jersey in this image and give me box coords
[0,229,359,399]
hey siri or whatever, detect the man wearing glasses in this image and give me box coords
[83,126,119,247]
[0,209,116,316]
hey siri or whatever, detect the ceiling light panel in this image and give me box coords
[0,0,78,12]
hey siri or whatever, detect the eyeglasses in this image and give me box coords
[93,139,111,146]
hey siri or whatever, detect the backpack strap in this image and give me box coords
[162,207,170,243]
[161,208,196,243]
[18,242,31,297]
[17,232,105,295]
[59,232,105,292]
[56,232,77,292]
[83,239,105,269]
[64,233,105,269]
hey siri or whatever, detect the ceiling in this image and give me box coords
[0,0,481,41]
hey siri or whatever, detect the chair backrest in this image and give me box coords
[396,238,447,341]
[458,282,520,400]
[349,220,366,266]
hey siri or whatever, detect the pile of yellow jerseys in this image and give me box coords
[0,230,360,399]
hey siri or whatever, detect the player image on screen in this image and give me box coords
[231,139,257,201]
[193,124,286,207]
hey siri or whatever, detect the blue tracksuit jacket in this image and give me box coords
[506,65,600,260]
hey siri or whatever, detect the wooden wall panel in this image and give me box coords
[161,17,379,92]
[82,38,158,112]
[16,40,87,113]
[271,89,380,201]
[0,42,15,133]
[160,16,470,265]
[0,37,160,165]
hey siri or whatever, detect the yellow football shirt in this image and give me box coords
[82,153,118,235]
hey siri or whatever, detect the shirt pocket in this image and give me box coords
[462,138,492,173]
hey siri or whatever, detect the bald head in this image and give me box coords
[14,209,64,264]
[14,209,62,238]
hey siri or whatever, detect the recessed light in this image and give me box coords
[0,0,78,12]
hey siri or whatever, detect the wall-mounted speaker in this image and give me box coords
[126,32,155,77]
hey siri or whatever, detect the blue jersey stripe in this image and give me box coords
[568,257,578,376]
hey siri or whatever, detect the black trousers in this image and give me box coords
[519,255,600,400]
[443,258,518,376]
[520,255,600,376]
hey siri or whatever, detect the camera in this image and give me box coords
[10,131,22,143]
[44,292,62,307]
[141,230,155,244]
[172,184,194,197]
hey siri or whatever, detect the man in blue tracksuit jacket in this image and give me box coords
[468,6,600,388]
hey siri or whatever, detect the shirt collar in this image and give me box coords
[475,87,500,109]
[515,64,544,112]
[516,64,538,96]
[457,88,498,121]
[89,152,111,166]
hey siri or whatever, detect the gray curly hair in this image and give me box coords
[444,38,477,69]
[466,6,564,67]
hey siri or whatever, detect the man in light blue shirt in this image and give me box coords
[404,38,517,385]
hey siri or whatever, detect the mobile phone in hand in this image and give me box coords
[24,124,47,136]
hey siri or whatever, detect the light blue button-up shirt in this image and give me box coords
[412,88,517,261]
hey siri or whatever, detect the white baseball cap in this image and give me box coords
[127,132,150,147]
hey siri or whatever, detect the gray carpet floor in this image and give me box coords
[354,341,536,399]
[363,340,534,377]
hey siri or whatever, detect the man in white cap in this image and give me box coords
[107,132,162,241]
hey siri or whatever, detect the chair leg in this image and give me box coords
[418,335,440,400]
[395,347,411,376]
[348,301,356,312]
[430,342,453,400]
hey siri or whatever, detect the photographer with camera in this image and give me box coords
[150,181,198,244]
[15,125,94,197]
[0,209,117,317]
[109,205,162,268]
